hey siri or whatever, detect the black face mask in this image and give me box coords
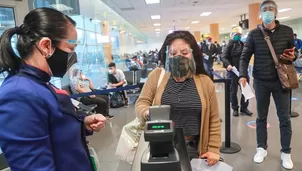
[47,47,77,78]
[169,56,194,78]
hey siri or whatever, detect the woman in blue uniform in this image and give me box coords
[0,8,106,171]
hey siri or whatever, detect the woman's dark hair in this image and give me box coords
[158,30,207,75]
[0,7,76,74]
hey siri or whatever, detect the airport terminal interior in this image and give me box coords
[1,0,302,171]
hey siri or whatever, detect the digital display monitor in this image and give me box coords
[147,123,170,130]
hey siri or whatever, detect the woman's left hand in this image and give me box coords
[200,152,220,166]
[84,114,107,132]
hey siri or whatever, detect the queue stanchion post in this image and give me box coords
[289,89,299,118]
[219,78,241,154]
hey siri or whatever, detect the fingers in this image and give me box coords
[206,159,218,166]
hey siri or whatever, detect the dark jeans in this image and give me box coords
[230,72,249,111]
[203,61,213,80]
[80,95,109,116]
[253,79,292,153]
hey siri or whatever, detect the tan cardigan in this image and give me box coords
[135,68,221,155]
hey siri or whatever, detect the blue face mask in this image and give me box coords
[262,11,275,24]
[233,35,241,41]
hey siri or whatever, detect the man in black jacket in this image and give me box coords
[202,37,217,80]
[222,26,253,117]
[239,0,295,169]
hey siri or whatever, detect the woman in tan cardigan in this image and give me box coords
[135,31,221,166]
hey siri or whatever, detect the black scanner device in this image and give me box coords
[141,105,181,171]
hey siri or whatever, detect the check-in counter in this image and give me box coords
[130,128,192,171]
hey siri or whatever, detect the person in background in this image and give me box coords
[214,41,222,65]
[202,37,217,80]
[0,8,106,171]
[239,0,295,169]
[136,31,221,166]
[293,33,302,51]
[221,26,253,117]
[71,69,114,119]
[107,62,129,107]
[221,40,227,52]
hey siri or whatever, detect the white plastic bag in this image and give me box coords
[115,117,144,164]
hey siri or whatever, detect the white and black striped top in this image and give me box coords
[161,77,202,136]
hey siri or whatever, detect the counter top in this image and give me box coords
[130,128,192,171]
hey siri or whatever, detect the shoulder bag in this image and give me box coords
[259,26,299,89]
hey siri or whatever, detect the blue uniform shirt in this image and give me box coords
[0,63,93,171]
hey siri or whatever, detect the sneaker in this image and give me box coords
[281,152,293,170]
[124,99,129,108]
[253,148,267,164]
[240,108,253,116]
[106,115,115,119]
[233,110,239,117]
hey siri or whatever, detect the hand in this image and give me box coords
[200,152,220,166]
[144,110,149,120]
[203,53,206,56]
[239,77,247,87]
[89,95,96,98]
[226,65,233,71]
[111,84,117,88]
[84,114,106,132]
[280,47,295,61]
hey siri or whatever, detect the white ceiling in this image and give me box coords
[101,0,302,40]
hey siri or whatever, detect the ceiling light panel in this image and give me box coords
[278,8,292,13]
[200,12,212,16]
[153,23,161,26]
[192,21,199,24]
[145,0,160,4]
[151,15,161,19]
[155,29,160,31]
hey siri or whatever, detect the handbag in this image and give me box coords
[259,26,299,89]
[115,68,166,164]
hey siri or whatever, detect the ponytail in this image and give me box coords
[0,27,21,74]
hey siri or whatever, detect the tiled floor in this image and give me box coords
[88,80,302,171]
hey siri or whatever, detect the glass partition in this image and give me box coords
[0,7,16,86]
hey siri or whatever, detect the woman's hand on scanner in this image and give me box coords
[200,152,220,166]
[84,114,107,132]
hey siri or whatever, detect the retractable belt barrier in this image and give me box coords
[213,77,241,154]
[70,85,140,99]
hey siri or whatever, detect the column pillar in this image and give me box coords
[119,31,126,58]
[194,31,201,42]
[210,23,219,43]
[102,21,112,63]
[248,3,261,65]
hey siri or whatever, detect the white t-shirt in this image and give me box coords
[113,69,127,86]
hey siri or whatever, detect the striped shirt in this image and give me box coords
[161,77,202,136]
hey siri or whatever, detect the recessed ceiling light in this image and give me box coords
[231,24,237,27]
[192,21,199,24]
[155,28,160,31]
[145,0,160,4]
[278,16,290,20]
[200,12,212,16]
[185,27,190,30]
[278,8,292,13]
[153,23,161,26]
[151,15,161,19]
[156,32,160,34]
[168,30,174,33]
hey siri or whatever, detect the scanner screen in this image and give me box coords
[147,123,170,130]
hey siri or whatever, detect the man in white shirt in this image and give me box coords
[107,62,129,107]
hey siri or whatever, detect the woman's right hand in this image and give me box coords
[144,110,149,120]
[239,77,247,87]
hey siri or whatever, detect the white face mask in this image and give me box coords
[108,69,113,74]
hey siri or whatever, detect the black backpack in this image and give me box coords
[110,92,124,108]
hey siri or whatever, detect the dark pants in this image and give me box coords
[80,95,109,116]
[253,79,292,153]
[204,61,213,80]
[230,72,249,111]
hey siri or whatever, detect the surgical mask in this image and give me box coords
[233,35,241,41]
[169,56,196,78]
[262,11,275,25]
[47,46,76,78]
[108,69,113,74]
